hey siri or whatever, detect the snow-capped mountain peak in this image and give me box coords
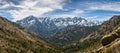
[17,16,94,27]
[16,16,101,37]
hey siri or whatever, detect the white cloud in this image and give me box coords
[0,0,67,21]
[0,0,11,9]
[9,7,53,21]
[72,9,84,14]
[84,16,111,21]
[34,0,65,9]
[50,9,84,18]
[86,2,120,12]
[1,0,120,21]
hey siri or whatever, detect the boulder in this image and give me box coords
[101,34,117,46]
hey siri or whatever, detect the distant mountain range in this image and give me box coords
[1,15,120,53]
[16,16,102,38]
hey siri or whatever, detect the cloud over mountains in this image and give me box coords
[0,0,120,21]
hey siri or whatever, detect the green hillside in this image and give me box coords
[0,16,61,53]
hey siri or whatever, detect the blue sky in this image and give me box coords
[0,0,120,21]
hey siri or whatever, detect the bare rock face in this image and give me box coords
[101,34,117,46]
[101,27,120,46]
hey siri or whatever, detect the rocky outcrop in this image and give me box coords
[101,26,120,46]
[101,33,118,46]
[97,27,120,53]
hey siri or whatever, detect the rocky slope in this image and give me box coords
[79,15,120,53]
[86,15,120,39]
[61,15,120,53]
[97,25,120,53]
[0,16,61,53]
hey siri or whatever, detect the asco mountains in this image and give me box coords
[0,15,120,53]
[1,0,120,53]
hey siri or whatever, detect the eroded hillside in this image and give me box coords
[97,26,120,53]
[0,16,61,53]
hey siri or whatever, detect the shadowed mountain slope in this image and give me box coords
[0,16,61,53]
